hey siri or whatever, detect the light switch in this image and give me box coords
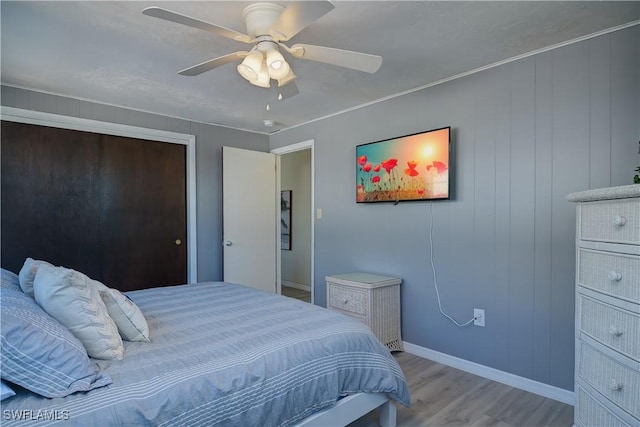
[316,208,323,220]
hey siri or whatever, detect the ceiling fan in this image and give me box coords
[142,1,382,99]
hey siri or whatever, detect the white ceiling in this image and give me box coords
[2,1,638,134]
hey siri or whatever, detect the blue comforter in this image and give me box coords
[2,282,409,426]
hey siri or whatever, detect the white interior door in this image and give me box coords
[223,146,278,293]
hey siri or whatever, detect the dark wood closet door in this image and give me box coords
[1,121,187,291]
[99,133,186,290]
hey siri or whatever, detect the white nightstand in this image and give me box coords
[325,272,403,352]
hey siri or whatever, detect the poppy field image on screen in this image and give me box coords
[356,127,450,203]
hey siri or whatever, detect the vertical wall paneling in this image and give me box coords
[550,41,591,391]
[90,103,116,124]
[508,57,536,379]
[191,121,218,281]
[471,69,497,368]
[588,36,612,189]
[532,51,553,384]
[56,96,81,118]
[77,100,94,121]
[27,91,57,114]
[270,26,639,390]
[492,63,512,373]
[147,114,169,132]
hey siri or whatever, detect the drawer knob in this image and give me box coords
[609,326,623,337]
[612,215,627,227]
[608,271,623,282]
[609,380,624,391]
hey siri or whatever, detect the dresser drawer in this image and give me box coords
[578,341,640,418]
[327,284,367,316]
[575,386,634,427]
[579,295,640,362]
[579,250,640,304]
[580,199,640,245]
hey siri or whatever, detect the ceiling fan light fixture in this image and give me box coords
[250,64,271,88]
[266,48,290,79]
[277,69,297,87]
[237,50,264,82]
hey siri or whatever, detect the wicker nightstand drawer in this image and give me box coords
[328,285,367,316]
[577,341,640,418]
[580,198,640,245]
[579,250,640,304]
[579,295,640,362]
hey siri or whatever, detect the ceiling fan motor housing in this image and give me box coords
[242,3,284,38]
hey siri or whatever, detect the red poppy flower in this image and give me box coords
[381,158,398,173]
[404,168,419,177]
[417,189,425,195]
[357,155,367,166]
[373,164,381,172]
[407,160,418,169]
[356,185,363,190]
[371,175,380,183]
[362,163,372,172]
[432,161,448,174]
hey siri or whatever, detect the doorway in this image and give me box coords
[272,140,314,304]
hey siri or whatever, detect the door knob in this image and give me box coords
[175,239,182,245]
[223,240,233,247]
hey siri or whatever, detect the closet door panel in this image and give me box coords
[1,121,103,278]
[99,134,186,290]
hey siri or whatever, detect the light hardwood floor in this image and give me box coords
[350,352,574,427]
[282,285,311,303]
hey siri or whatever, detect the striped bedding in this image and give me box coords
[2,282,410,426]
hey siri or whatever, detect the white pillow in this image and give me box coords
[33,266,124,360]
[95,283,150,342]
[18,258,53,298]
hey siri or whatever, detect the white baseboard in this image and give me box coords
[282,280,311,292]
[403,341,575,406]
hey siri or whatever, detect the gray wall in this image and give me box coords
[1,86,270,282]
[270,27,640,391]
[281,149,312,287]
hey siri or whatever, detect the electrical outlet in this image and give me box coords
[473,308,485,327]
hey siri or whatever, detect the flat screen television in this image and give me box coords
[356,126,450,203]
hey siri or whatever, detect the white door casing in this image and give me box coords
[271,140,314,303]
[222,146,277,293]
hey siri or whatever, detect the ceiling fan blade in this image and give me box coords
[290,44,382,73]
[178,51,249,76]
[278,81,299,100]
[142,7,252,43]
[269,1,335,42]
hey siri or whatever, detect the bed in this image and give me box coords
[1,277,409,426]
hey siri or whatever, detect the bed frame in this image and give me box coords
[294,393,397,427]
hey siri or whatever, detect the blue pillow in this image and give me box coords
[0,380,15,401]
[1,268,21,291]
[0,286,112,398]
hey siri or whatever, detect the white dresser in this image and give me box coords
[325,272,403,352]
[567,185,640,427]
